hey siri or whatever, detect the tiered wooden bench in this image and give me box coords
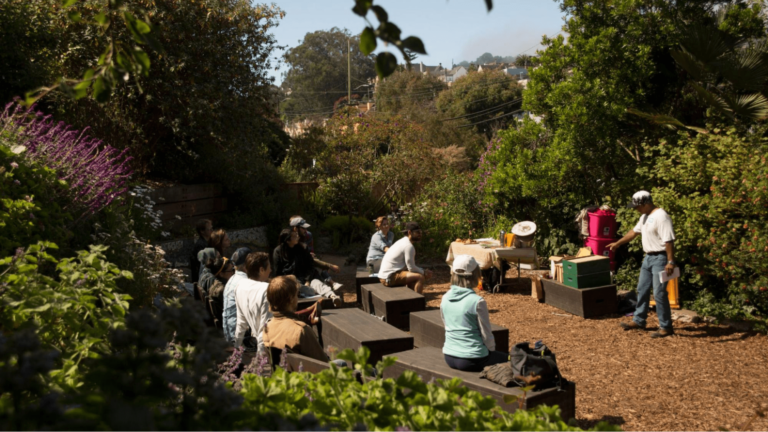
[284,352,331,373]
[540,278,618,318]
[410,309,509,353]
[383,346,576,419]
[321,308,414,365]
[360,283,425,330]
[355,268,380,306]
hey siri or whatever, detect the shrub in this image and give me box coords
[0,102,133,217]
[237,347,620,431]
[320,215,375,249]
[0,242,132,390]
[635,128,768,322]
[0,145,72,255]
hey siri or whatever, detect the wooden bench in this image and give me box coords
[383,346,575,419]
[321,308,413,365]
[410,309,509,353]
[356,268,380,306]
[284,352,332,373]
[541,278,617,318]
[360,283,384,314]
[297,296,334,311]
[369,286,425,330]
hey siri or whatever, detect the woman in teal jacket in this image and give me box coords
[441,255,508,372]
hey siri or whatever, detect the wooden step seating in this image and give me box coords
[297,296,334,311]
[410,309,509,353]
[383,346,576,419]
[284,352,332,373]
[360,283,426,330]
[355,268,380,306]
[540,278,617,318]
[321,308,414,365]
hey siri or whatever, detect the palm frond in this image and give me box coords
[671,49,707,80]
[690,82,734,119]
[714,48,768,91]
[678,24,732,65]
[626,108,709,134]
[723,93,768,120]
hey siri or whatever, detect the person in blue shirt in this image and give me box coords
[366,216,395,272]
[441,255,508,372]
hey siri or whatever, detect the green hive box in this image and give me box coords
[562,256,612,289]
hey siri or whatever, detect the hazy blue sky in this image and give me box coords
[267,0,567,84]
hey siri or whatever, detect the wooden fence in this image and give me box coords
[148,183,227,227]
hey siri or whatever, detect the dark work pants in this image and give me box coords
[444,351,509,372]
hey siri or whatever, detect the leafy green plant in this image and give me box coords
[238,346,619,431]
[0,145,73,255]
[320,215,375,249]
[0,242,131,390]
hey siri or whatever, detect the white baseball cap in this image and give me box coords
[290,217,311,228]
[452,255,479,274]
[627,190,652,208]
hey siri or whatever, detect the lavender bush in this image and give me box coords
[0,101,133,215]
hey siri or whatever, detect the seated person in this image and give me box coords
[441,255,507,372]
[262,275,329,363]
[197,248,220,296]
[222,247,251,344]
[273,229,343,307]
[208,229,231,262]
[234,252,272,352]
[190,219,213,284]
[366,216,394,272]
[290,216,315,255]
[378,222,432,294]
[206,256,236,327]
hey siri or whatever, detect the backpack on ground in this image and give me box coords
[509,341,564,390]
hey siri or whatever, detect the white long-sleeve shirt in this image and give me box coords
[378,237,424,281]
[233,279,271,352]
[440,298,496,351]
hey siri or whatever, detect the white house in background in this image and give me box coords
[434,66,468,86]
[414,62,445,75]
[503,67,529,79]
[477,62,511,73]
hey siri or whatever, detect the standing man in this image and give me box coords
[378,222,433,294]
[607,191,676,338]
[190,219,213,284]
[222,247,251,345]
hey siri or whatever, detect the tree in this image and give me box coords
[476,52,495,65]
[515,54,540,67]
[436,70,522,139]
[282,28,376,118]
[375,70,484,164]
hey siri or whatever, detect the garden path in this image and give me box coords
[333,263,768,431]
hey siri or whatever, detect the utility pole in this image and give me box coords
[347,38,351,109]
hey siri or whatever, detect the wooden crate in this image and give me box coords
[321,308,413,365]
[562,271,612,289]
[371,287,425,330]
[541,278,618,318]
[562,256,611,278]
[410,309,509,353]
[383,347,575,419]
[356,268,380,307]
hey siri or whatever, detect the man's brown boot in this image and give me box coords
[620,321,645,331]
[650,328,674,338]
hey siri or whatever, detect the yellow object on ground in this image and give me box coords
[650,278,681,309]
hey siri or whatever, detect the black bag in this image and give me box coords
[510,341,564,390]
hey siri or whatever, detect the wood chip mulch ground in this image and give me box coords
[332,263,768,431]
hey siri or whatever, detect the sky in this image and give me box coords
[266,0,568,84]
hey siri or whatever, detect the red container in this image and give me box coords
[585,237,616,271]
[588,210,617,238]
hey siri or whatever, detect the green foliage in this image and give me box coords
[238,346,619,431]
[376,70,446,114]
[436,69,523,138]
[320,215,375,249]
[403,171,494,257]
[639,127,768,320]
[0,242,131,390]
[0,146,72,255]
[311,114,440,218]
[282,28,376,117]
